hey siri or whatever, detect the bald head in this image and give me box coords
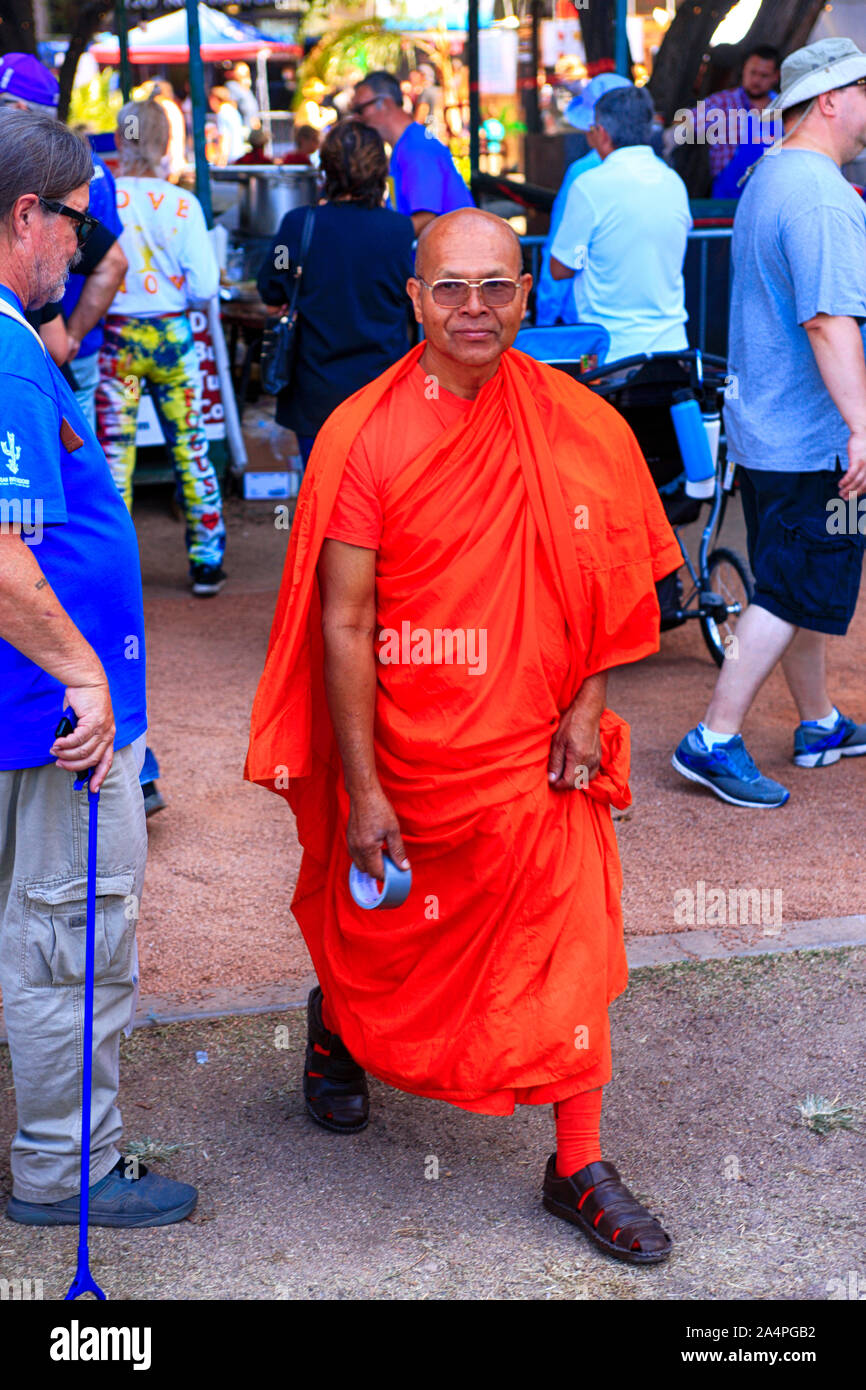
[414,208,522,281]
[407,208,531,395]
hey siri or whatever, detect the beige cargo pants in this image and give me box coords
[0,736,147,1201]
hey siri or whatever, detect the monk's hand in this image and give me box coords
[548,673,608,792]
[347,785,410,880]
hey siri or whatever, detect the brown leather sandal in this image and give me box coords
[303,986,369,1135]
[542,1156,672,1265]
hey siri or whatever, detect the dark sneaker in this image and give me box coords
[793,712,866,767]
[6,1159,197,1228]
[672,727,789,808]
[141,780,167,817]
[190,564,226,596]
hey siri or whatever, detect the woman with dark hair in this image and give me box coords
[257,119,415,468]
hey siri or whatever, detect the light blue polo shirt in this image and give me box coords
[0,286,146,769]
[551,144,692,361]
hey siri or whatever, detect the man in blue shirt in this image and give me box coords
[0,108,196,1226]
[352,69,474,235]
[673,39,866,808]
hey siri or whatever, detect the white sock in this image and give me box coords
[698,722,737,749]
[802,706,839,729]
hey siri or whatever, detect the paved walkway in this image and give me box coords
[1,948,863,1300]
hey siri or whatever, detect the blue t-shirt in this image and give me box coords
[0,287,146,770]
[725,150,866,472]
[711,139,767,199]
[389,122,474,218]
[536,149,601,326]
[60,154,123,360]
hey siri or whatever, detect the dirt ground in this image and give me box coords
[126,487,866,1008]
[1,948,863,1301]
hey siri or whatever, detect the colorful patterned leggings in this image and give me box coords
[96,313,226,569]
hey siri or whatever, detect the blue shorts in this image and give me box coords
[739,464,865,636]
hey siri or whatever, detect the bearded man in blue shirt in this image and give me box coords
[0,109,197,1227]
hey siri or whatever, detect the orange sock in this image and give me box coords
[554,1087,603,1177]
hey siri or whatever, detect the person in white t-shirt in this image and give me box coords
[550,86,692,363]
[207,87,244,165]
[95,98,226,595]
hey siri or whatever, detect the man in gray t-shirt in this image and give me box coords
[726,149,866,471]
[673,38,866,809]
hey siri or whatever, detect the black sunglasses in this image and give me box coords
[38,197,97,248]
[351,95,384,115]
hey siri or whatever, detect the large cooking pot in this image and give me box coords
[210,165,318,238]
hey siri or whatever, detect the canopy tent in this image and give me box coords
[90,3,300,65]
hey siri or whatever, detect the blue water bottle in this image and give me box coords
[670,389,716,499]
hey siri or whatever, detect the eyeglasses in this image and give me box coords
[840,76,866,90]
[351,95,383,115]
[37,197,97,248]
[417,276,523,308]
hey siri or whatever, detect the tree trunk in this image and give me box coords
[56,1,114,123]
[0,0,38,54]
[578,0,617,72]
[709,0,829,90]
[649,0,830,125]
[648,2,739,126]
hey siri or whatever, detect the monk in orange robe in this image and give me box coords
[246,208,682,1264]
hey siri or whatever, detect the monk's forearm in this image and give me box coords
[569,670,608,721]
[322,623,380,796]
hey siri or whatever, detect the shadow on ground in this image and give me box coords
[1,949,863,1301]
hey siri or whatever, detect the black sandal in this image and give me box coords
[542,1156,672,1265]
[303,986,369,1135]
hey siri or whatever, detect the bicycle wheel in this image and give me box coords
[700,547,753,667]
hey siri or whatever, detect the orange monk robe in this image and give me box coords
[245,343,682,1115]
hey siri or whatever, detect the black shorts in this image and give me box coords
[739,464,865,636]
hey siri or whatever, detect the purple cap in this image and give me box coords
[564,73,632,131]
[0,52,60,110]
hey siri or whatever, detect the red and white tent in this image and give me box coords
[90,3,300,65]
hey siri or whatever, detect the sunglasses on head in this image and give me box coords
[38,197,97,248]
[417,276,523,308]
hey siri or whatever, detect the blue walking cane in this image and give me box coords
[55,711,107,1302]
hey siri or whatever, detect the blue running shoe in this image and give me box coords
[672,727,790,808]
[793,712,866,768]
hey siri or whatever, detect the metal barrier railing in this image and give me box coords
[519,226,734,356]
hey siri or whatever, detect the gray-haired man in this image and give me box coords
[550,85,692,361]
[0,109,196,1225]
